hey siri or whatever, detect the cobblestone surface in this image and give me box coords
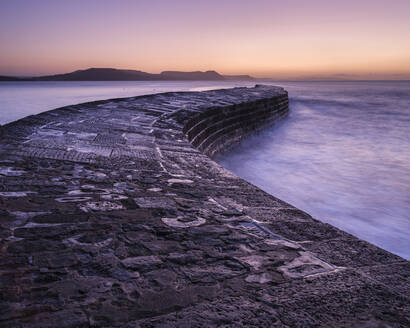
[0,86,408,327]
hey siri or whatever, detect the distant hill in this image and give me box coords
[0,68,254,82]
[160,70,224,80]
[0,76,24,81]
[35,68,156,81]
[223,74,254,81]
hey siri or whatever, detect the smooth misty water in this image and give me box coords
[0,81,409,259]
[217,81,410,260]
[0,81,253,125]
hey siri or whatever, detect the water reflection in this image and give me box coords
[217,81,410,260]
[0,80,252,125]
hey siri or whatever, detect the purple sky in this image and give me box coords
[1,0,410,78]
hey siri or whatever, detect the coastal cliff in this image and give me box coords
[0,68,255,81]
[0,86,408,327]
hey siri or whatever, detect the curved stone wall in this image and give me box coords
[183,89,289,157]
[0,86,408,328]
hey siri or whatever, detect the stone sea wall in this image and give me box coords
[0,86,408,328]
[183,90,288,157]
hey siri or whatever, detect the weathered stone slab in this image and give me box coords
[0,86,408,327]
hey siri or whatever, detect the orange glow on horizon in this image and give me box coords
[1,0,410,79]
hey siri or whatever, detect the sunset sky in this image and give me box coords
[1,0,410,79]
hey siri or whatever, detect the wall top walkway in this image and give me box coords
[0,86,408,327]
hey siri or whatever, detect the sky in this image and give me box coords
[1,0,410,79]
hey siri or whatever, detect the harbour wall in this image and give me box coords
[0,85,408,328]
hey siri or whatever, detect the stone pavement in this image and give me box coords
[0,86,408,327]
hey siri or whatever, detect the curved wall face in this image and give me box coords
[183,93,288,157]
[0,86,408,328]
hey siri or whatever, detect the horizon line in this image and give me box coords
[1,67,410,81]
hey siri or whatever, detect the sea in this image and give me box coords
[1,80,409,259]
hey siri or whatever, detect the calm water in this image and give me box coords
[0,81,409,259]
[0,81,252,125]
[217,81,410,260]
